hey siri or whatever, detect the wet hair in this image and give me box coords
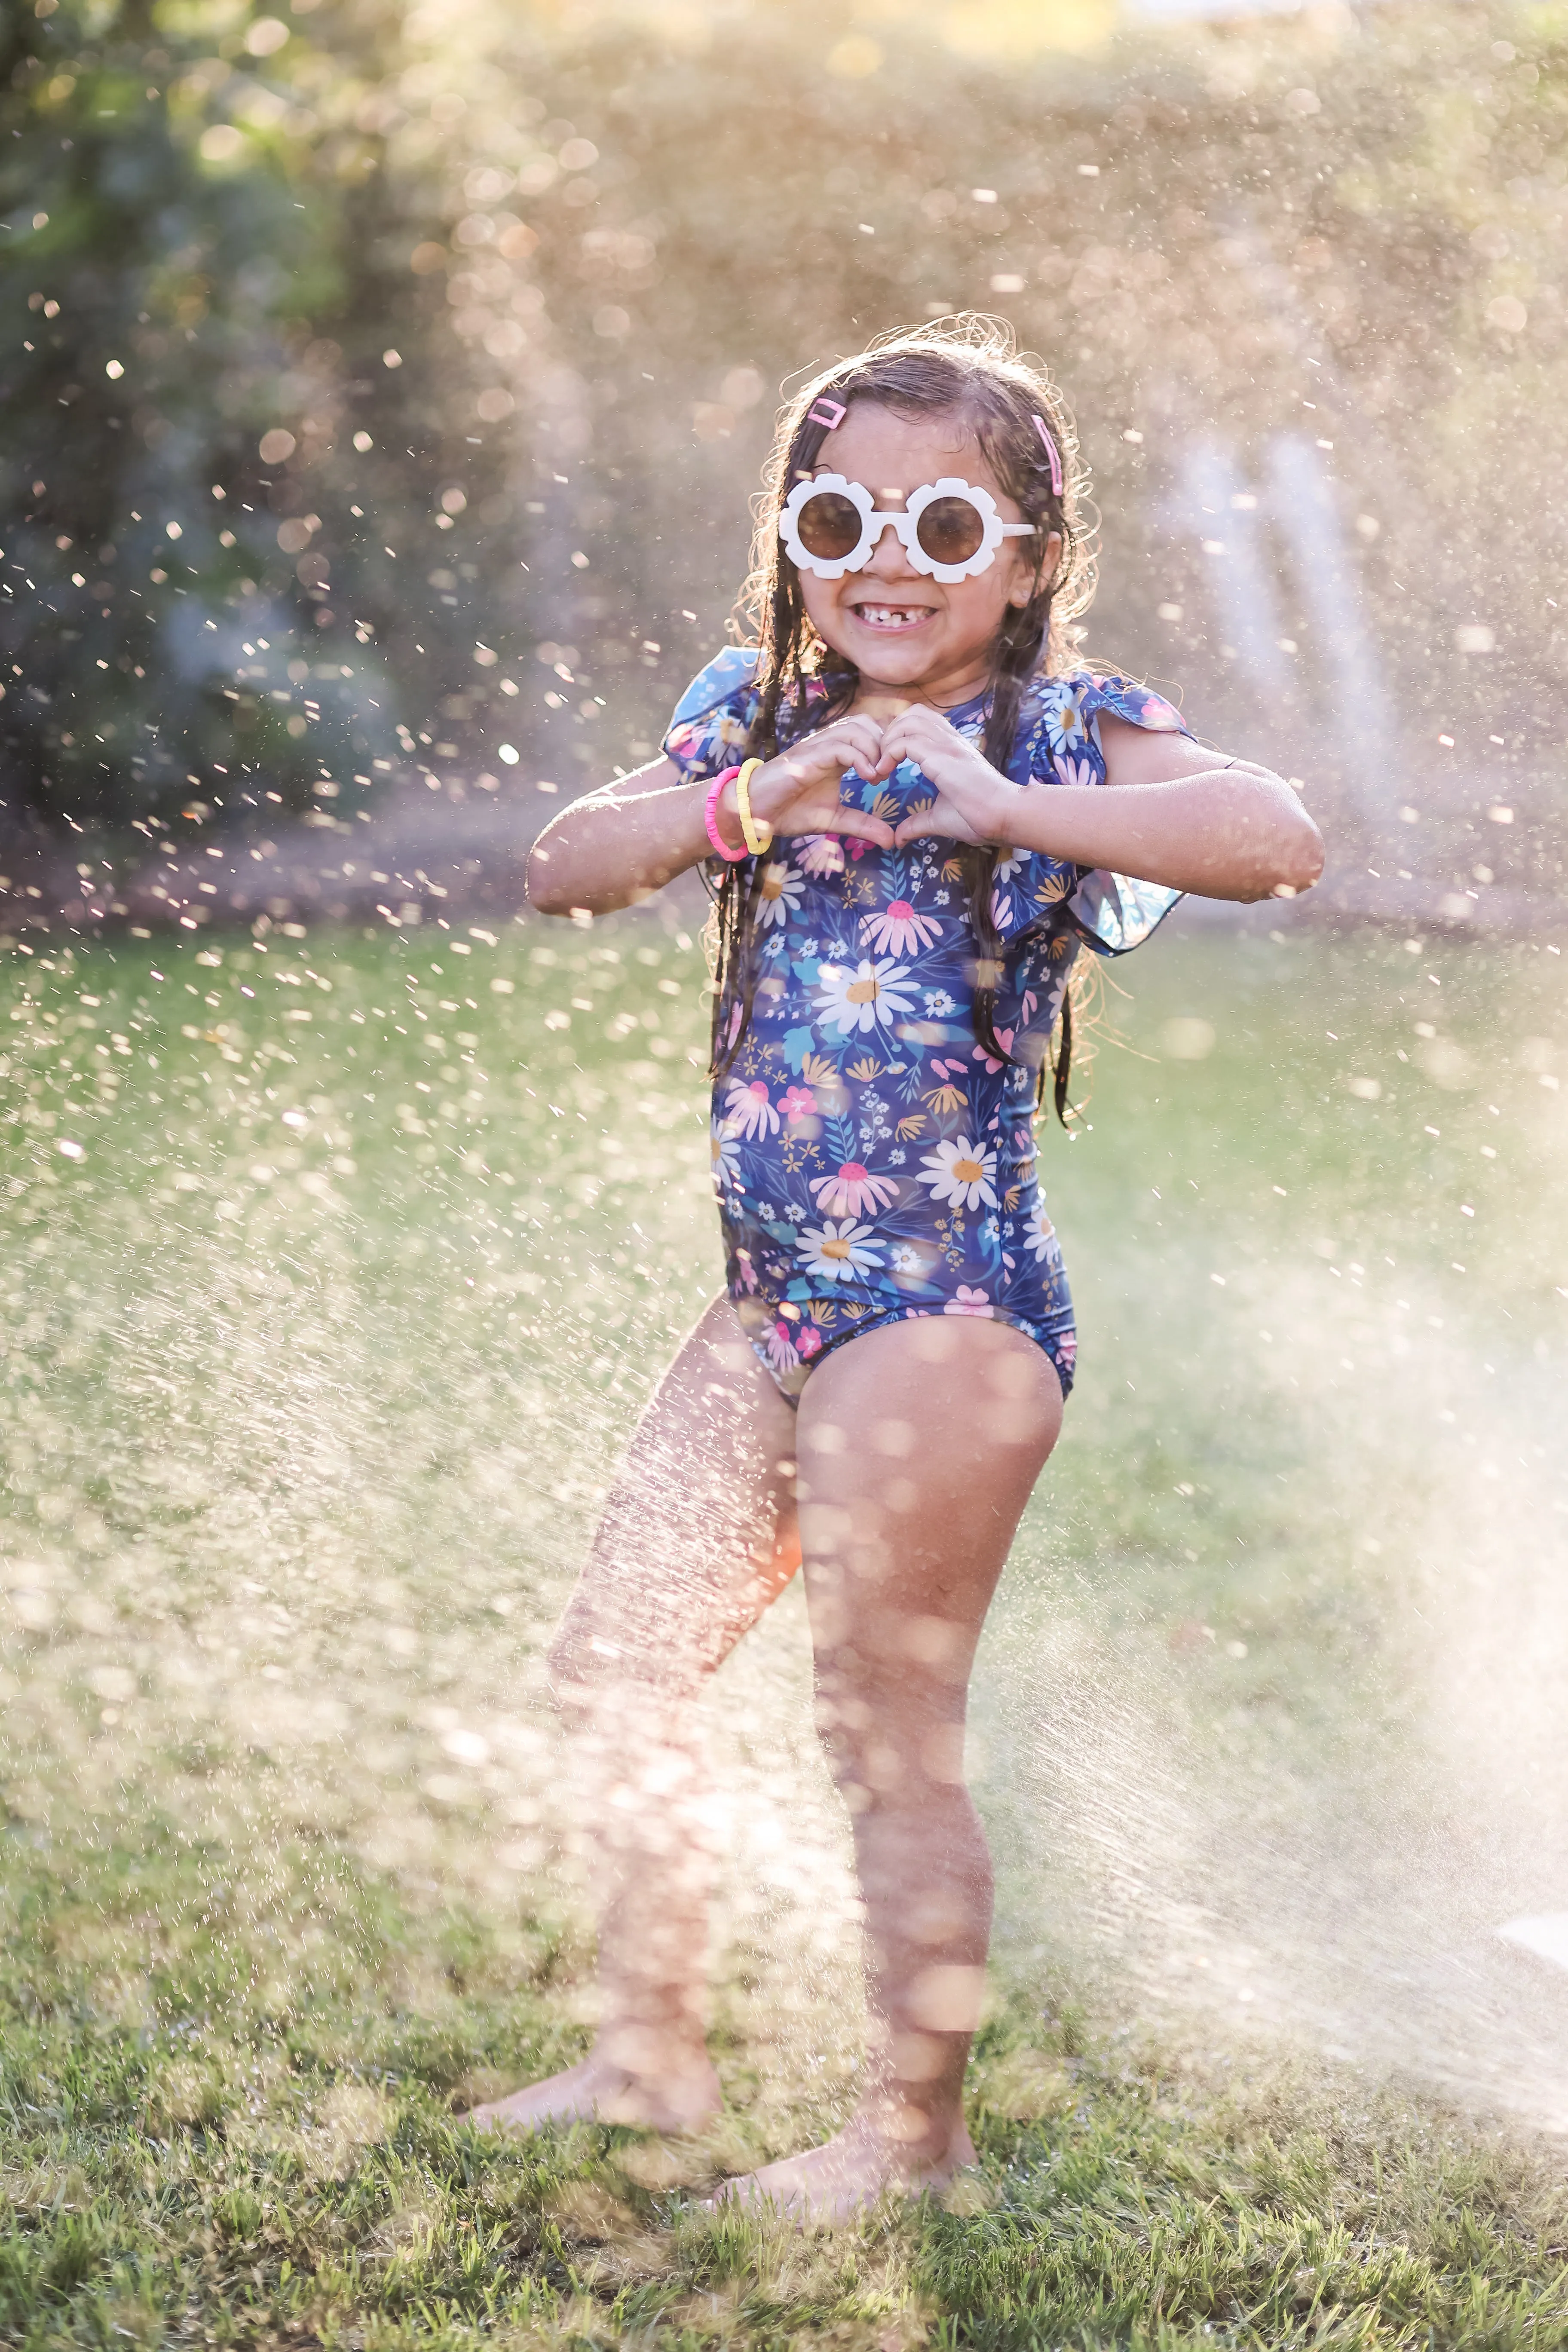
[705,314,1096,1122]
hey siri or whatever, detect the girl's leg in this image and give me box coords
[469,1295,802,2135]
[721,1312,1063,2217]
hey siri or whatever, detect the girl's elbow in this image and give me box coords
[526,845,574,917]
[1269,806,1325,897]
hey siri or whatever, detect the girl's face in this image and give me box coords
[792,401,1060,704]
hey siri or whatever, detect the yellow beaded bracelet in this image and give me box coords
[733,757,772,856]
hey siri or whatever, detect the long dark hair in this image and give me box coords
[706,317,1096,1121]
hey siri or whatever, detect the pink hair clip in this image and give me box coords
[807,395,848,430]
[1032,413,1064,498]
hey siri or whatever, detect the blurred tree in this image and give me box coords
[0,0,524,842]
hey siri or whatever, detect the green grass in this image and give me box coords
[3,906,1568,2349]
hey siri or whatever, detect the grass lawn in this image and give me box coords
[3,903,1568,2349]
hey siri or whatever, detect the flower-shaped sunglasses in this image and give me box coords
[778,472,1038,585]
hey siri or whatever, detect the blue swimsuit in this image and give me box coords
[663,649,1190,1403]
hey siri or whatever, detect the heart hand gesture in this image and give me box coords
[741,714,895,848]
[862,704,1024,849]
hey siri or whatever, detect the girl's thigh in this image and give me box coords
[551,1294,804,1696]
[793,1317,1063,1700]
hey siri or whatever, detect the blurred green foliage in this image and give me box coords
[0,0,518,835]
[2,0,1565,862]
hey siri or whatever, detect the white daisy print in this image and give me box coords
[861,898,943,957]
[1023,1202,1056,1261]
[810,1160,900,1218]
[710,1120,742,1193]
[814,956,919,1038]
[757,860,804,929]
[1043,691,1090,759]
[723,1077,780,1140]
[917,1135,998,1212]
[797,1219,885,1283]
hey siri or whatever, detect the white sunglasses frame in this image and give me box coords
[778,472,1037,585]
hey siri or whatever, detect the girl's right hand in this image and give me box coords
[739,715,894,848]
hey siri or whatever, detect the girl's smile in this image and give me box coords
[845,597,938,634]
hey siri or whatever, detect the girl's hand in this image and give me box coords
[873,705,1027,849]
[744,714,896,848]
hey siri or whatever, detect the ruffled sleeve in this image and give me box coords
[661,645,762,784]
[1022,669,1195,957]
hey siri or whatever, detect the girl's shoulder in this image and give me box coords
[667,643,762,733]
[662,645,764,783]
[1022,665,1191,754]
[1004,668,1192,956]
[662,647,836,781]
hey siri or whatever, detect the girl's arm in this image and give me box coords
[1038,716,1324,900]
[527,714,895,916]
[527,757,719,917]
[885,709,1324,902]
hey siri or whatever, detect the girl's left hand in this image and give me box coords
[870,705,1026,849]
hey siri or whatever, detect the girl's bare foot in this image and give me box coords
[715,2108,978,2224]
[466,2047,722,2136]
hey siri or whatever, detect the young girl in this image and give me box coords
[471,321,1321,2217]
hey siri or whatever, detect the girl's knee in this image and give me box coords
[812,1694,909,1804]
[547,1610,713,1720]
[812,1693,858,1778]
[814,1672,972,1805]
[546,1605,656,1707]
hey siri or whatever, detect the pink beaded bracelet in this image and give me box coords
[704,766,748,862]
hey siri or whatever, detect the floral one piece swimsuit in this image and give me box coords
[663,646,1191,1404]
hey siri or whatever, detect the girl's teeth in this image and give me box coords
[860,606,923,627]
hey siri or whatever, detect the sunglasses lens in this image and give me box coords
[916,496,986,568]
[795,490,864,563]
